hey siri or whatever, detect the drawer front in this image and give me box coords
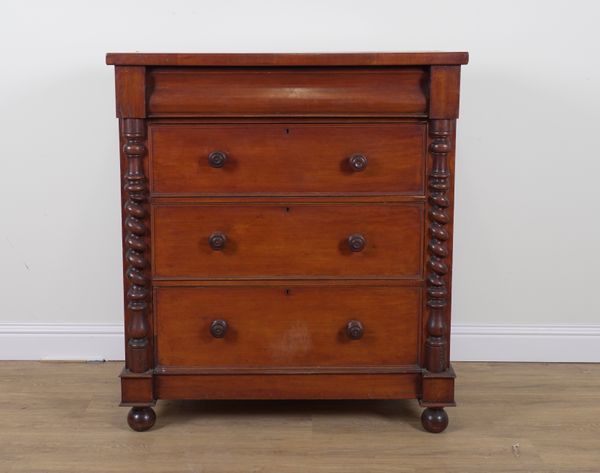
[152,204,423,279]
[155,286,421,368]
[149,123,425,195]
[148,67,427,117]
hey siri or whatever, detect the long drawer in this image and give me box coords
[149,123,426,195]
[151,203,424,279]
[155,286,421,368]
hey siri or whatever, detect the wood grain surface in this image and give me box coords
[147,67,428,117]
[0,361,597,472]
[149,123,426,195]
[106,51,469,66]
[155,286,422,368]
[152,204,424,279]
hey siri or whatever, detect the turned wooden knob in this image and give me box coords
[210,319,228,338]
[348,154,368,172]
[208,151,228,168]
[346,320,364,340]
[208,232,227,250]
[347,234,366,252]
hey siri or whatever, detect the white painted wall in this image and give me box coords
[1,0,599,360]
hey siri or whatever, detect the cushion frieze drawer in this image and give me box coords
[151,203,424,279]
[149,123,426,196]
[155,286,422,368]
[147,67,428,117]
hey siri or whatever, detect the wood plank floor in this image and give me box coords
[0,362,598,472]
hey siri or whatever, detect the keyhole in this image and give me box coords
[285,288,291,295]
[285,207,290,213]
[284,128,290,135]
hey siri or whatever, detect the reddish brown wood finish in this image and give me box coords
[149,123,426,195]
[108,52,467,433]
[148,68,428,117]
[106,52,469,66]
[429,66,462,119]
[121,119,153,376]
[425,119,452,374]
[120,371,154,405]
[421,367,456,407]
[114,67,146,118]
[156,373,420,400]
[152,204,423,279]
[155,286,421,368]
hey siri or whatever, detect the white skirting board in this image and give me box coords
[451,324,600,362]
[0,323,599,362]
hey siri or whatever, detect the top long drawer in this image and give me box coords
[147,67,428,117]
[149,123,426,196]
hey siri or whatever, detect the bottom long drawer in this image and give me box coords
[155,286,422,368]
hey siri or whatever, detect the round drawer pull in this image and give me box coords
[208,151,228,168]
[346,320,364,340]
[347,234,366,252]
[208,232,227,251]
[348,154,368,172]
[210,319,228,338]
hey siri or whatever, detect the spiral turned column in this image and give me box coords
[425,119,452,374]
[122,119,151,374]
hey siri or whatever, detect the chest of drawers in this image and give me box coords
[106,52,468,433]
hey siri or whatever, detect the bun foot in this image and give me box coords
[127,406,156,432]
[421,407,449,433]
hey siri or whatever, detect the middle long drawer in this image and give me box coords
[152,203,424,279]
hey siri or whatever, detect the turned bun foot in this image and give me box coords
[127,406,156,432]
[421,407,449,433]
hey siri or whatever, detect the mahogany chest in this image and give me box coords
[106,52,468,433]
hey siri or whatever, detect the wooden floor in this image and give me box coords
[0,362,599,472]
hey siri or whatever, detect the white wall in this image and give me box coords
[1,0,599,360]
